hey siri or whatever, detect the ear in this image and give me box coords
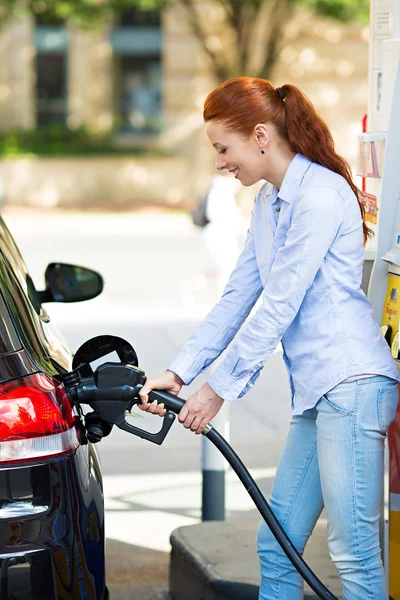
[254,123,269,150]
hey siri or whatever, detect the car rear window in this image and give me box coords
[0,291,22,354]
[0,228,43,317]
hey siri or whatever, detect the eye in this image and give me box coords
[218,148,227,155]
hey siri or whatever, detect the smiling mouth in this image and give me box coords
[229,168,240,178]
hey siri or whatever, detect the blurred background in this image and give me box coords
[0,0,370,596]
[0,0,368,210]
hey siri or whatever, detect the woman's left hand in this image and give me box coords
[178,382,225,435]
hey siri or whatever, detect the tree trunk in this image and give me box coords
[173,0,295,83]
[256,0,294,80]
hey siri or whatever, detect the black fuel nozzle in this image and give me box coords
[63,335,187,445]
[64,360,181,445]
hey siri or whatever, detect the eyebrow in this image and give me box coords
[213,143,224,148]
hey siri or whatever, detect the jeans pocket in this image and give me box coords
[377,382,399,432]
[322,395,352,415]
[321,382,357,415]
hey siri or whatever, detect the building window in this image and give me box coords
[36,54,67,126]
[117,56,161,133]
[35,18,67,126]
[112,9,162,135]
[120,9,161,27]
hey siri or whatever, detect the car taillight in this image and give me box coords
[0,373,79,463]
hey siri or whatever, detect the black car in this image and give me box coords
[0,215,108,599]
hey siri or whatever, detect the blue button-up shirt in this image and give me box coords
[169,154,400,415]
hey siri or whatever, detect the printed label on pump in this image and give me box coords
[362,192,378,224]
[375,2,391,38]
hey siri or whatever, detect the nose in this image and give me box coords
[215,156,227,171]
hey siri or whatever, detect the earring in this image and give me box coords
[261,149,265,154]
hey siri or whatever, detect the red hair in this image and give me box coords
[204,77,371,244]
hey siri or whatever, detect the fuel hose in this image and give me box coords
[205,424,338,600]
[148,389,338,600]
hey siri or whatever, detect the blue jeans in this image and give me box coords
[257,376,399,600]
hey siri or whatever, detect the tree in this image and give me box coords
[1,0,369,81]
[172,0,369,81]
[0,1,163,27]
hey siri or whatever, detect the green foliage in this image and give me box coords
[1,0,164,27]
[1,0,370,27]
[0,125,163,156]
[299,0,369,24]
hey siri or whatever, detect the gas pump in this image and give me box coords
[357,1,400,597]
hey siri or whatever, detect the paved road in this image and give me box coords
[4,208,293,475]
[4,208,322,594]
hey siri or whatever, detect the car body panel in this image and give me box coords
[0,446,106,599]
[0,215,107,599]
[0,218,71,376]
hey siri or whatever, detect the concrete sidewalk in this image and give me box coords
[104,469,342,599]
[106,538,170,599]
[106,518,342,599]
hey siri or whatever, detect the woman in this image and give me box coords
[138,77,400,600]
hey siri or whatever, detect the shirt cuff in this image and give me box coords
[168,349,203,386]
[208,365,261,402]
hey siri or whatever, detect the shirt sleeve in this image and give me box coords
[207,186,345,401]
[168,212,264,385]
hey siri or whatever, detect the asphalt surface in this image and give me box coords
[3,208,342,598]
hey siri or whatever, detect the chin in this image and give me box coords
[241,177,258,187]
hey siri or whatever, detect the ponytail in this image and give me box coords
[276,84,371,243]
[204,77,372,244]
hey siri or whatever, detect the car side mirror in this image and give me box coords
[39,263,104,303]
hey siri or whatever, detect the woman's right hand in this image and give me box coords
[138,370,184,417]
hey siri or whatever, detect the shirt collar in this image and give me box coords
[276,154,312,204]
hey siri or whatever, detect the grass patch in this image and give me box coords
[0,125,168,157]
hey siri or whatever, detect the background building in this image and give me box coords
[0,3,369,209]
